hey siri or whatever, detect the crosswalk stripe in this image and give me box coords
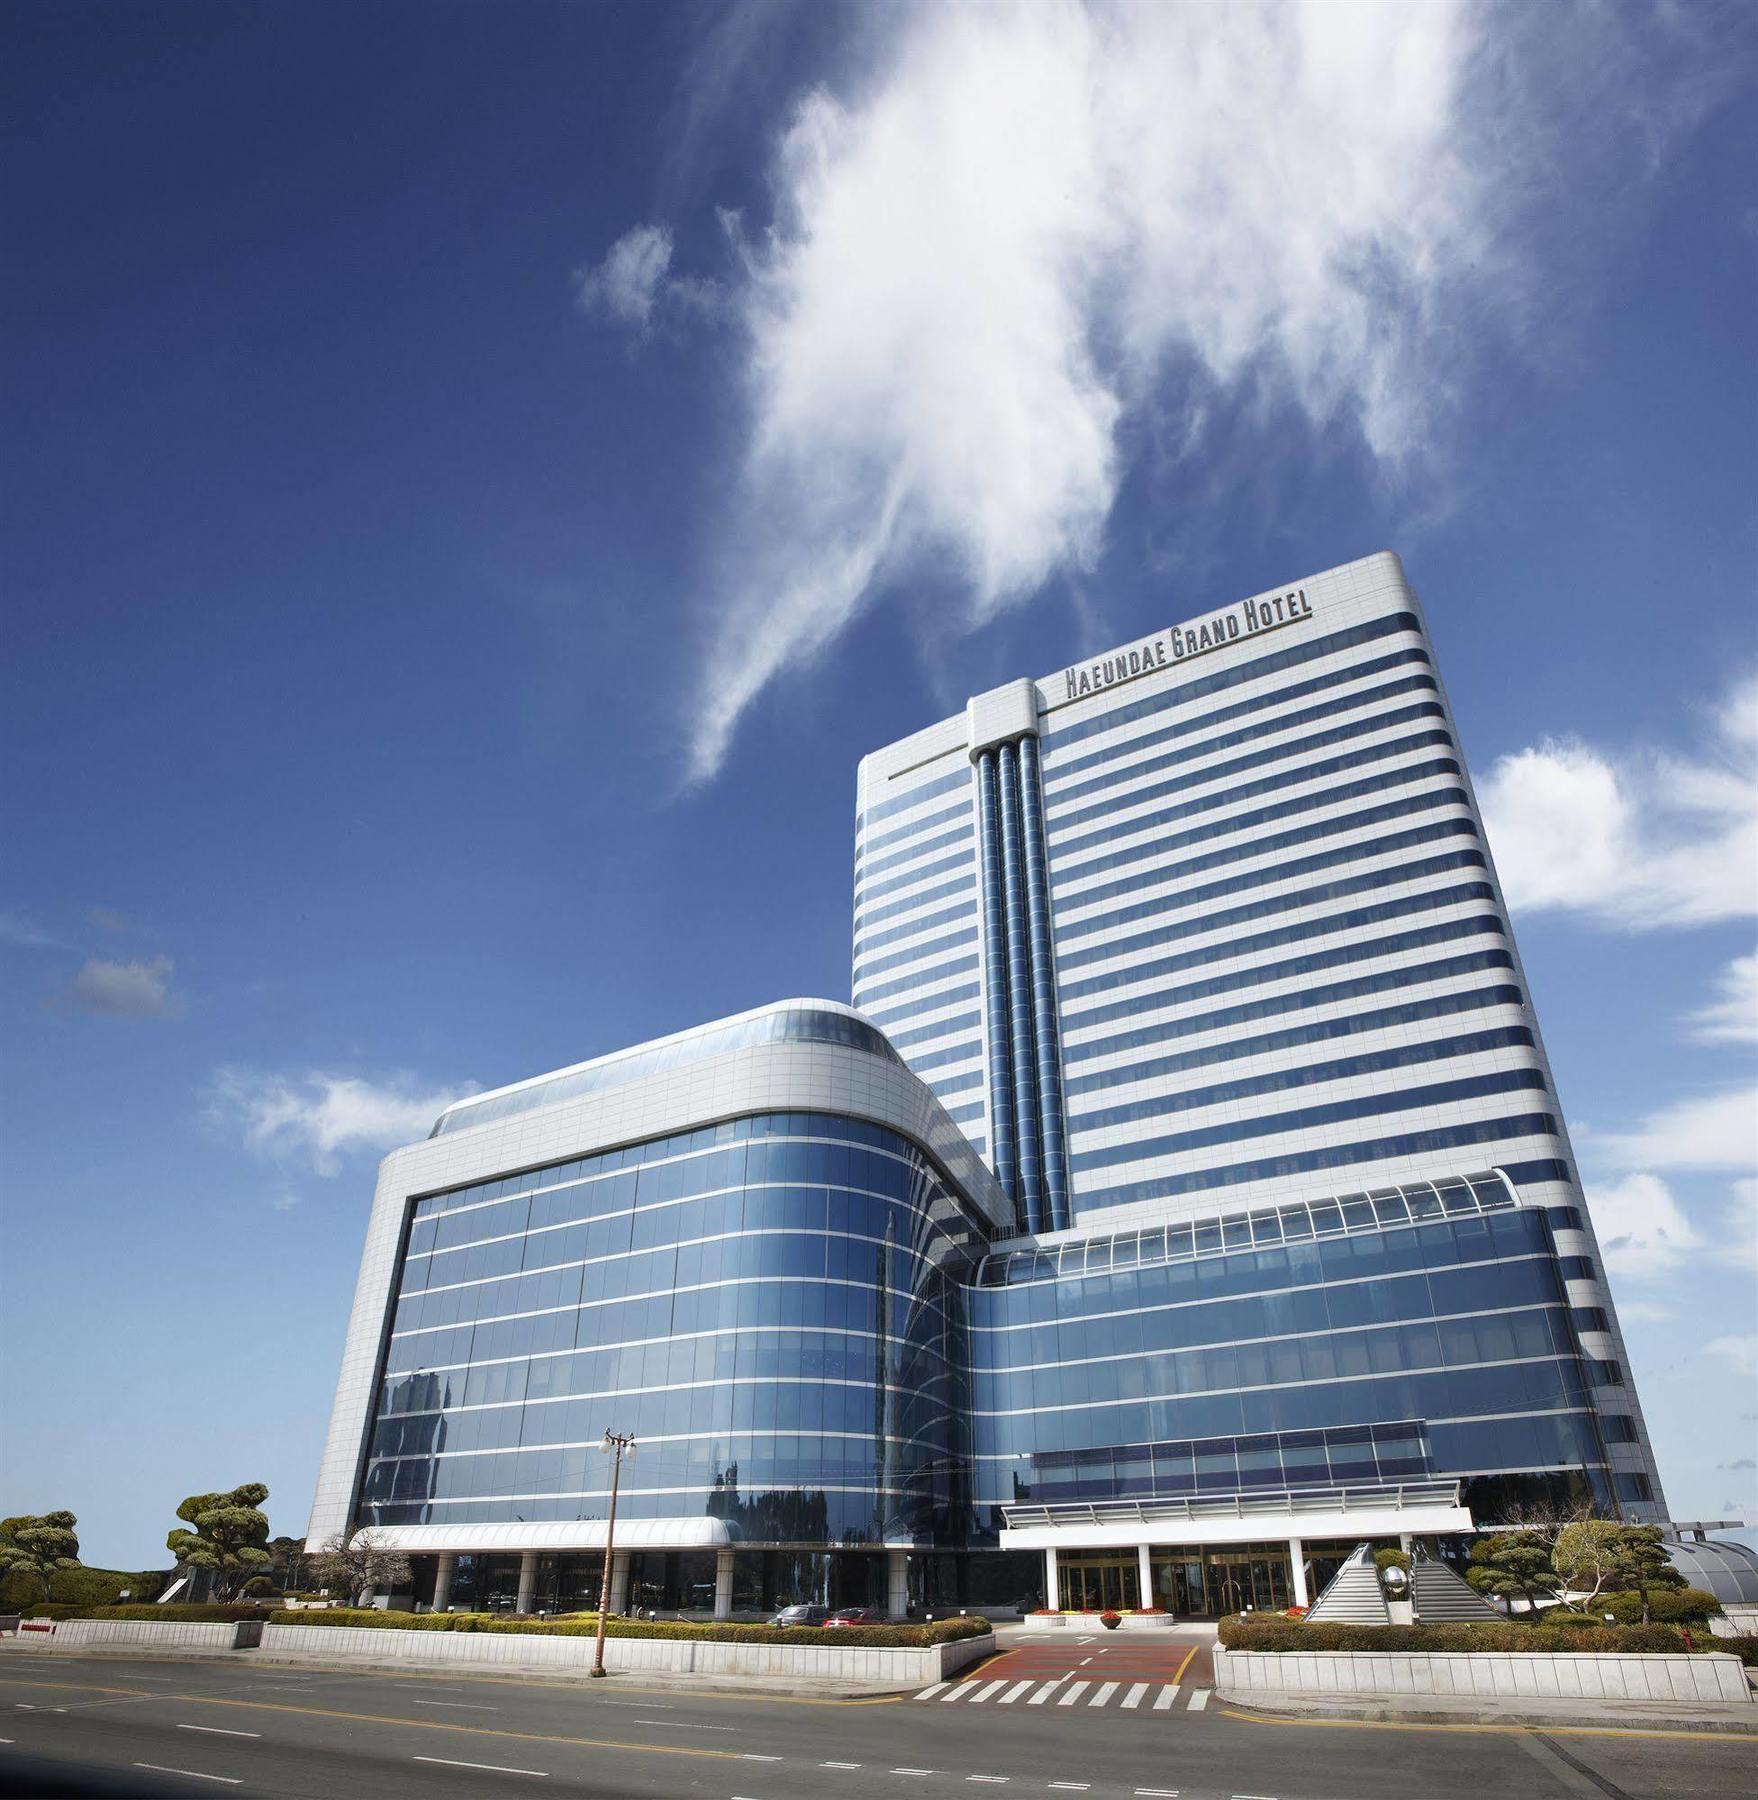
[968,1680,1009,1704]
[1026,1679,1065,1706]
[1120,1683,1148,1709]
[1152,1685,1178,1711]
[914,1682,947,1701]
[1057,1681,1090,1706]
[998,1681,1035,1704]
[1089,1682,1118,1707]
[941,1681,979,1703]
[1187,1687,1210,1710]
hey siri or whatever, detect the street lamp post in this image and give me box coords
[591,1430,635,1679]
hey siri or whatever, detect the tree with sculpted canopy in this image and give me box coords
[1605,1524,1686,1624]
[166,1484,272,1600]
[1465,1530,1559,1613]
[0,1511,81,1605]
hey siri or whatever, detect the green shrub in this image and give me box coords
[0,1567,164,1612]
[1372,1549,1411,1572]
[20,1603,82,1621]
[1216,1614,1706,1655]
[266,1608,989,1648]
[89,1604,265,1623]
[1715,1634,1758,1666]
[1596,1588,1721,1626]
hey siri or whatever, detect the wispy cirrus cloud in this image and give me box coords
[56,953,179,1018]
[575,223,720,332]
[574,1,1740,783]
[1687,952,1758,1045]
[208,1067,479,1176]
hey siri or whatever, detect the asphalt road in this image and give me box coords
[0,1651,1753,1800]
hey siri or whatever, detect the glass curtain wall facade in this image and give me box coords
[360,1114,984,1546]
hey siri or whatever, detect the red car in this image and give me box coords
[822,1606,888,1627]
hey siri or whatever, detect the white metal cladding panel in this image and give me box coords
[307,1029,1009,1546]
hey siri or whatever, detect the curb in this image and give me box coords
[1217,1691,1758,1735]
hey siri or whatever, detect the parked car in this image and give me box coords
[768,1604,833,1628]
[822,1607,887,1627]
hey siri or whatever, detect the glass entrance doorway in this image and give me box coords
[1057,1553,1139,1611]
[1148,1542,1292,1616]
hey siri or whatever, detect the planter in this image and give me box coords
[1100,1613,1122,1630]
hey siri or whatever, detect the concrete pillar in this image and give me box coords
[516,1551,537,1615]
[887,1551,910,1621]
[1399,1533,1413,1553]
[714,1548,735,1621]
[1288,1538,1309,1609]
[431,1553,455,1613]
[608,1552,630,1615]
[1043,1546,1060,1612]
[1137,1544,1154,1611]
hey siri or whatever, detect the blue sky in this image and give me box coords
[3,1,1754,1570]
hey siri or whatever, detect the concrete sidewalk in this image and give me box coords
[1217,1687,1758,1734]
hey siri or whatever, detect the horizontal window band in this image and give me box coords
[1046,667,1440,803]
[855,849,975,909]
[1055,817,1480,946]
[853,925,979,983]
[1069,1026,1536,1133]
[853,953,981,1009]
[858,764,971,829]
[1070,1068,1548,1172]
[1066,985,1526,1097]
[864,982,982,1027]
[1080,1112,1560,1210]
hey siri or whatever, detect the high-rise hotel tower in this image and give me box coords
[855,551,1665,1522]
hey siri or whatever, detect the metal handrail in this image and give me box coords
[1000,1479,1462,1530]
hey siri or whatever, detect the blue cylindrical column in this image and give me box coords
[997,742,1045,1233]
[974,752,1019,1214]
[1017,735,1072,1232]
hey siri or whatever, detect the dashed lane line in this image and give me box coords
[821,1762,861,1770]
[414,1700,500,1710]
[177,1726,261,1738]
[414,1755,548,1777]
[133,1764,241,1786]
[892,1768,935,1777]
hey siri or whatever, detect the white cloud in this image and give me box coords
[1706,1334,1758,1379]
[210,1068,478,1176]
[1584,1171,1706,1279]
[575,223,718,330]
[1616,1300,1672,1325]
[60,954,177,1018]
[1478,672,1758,929]
[0,910,64,950]
[1592,1087,1758,1175]
[1688,952,1758,1044]
[662,0,1507,782]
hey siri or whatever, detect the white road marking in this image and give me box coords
[822,1762,861,1770]
[1026,1678,1066,1704]
[1078,1656,1094,1665]
[1121,1683,1148,1709]
[133,1766,242,1786]
[1089,1681,1118,1706]
[997,1680,1034,1703]
[1153,1686,1178,1711]
[1136,1789,1181,1797]
[0,1738,13,1744]
[414,1755,548,1777]
[638,1719,734,1730]
[741,1754,783,1761]
[1057,1681,1090,1706]
[414,1700,499,1711]
[177,1726,261,1738]
[1078,1637,1097,1645]
[892,1768,935,1776]
[15,1705,65,1713]
[914,1682,949,1701]
[940,1681,979,1702]
[1048,1786,1091,1793]
[968,1779,1009,1785]
[1188,1687,1211,1711]
[967,1680,1009,1703]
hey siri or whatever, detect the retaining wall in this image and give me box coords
[1214,1645,1751,1704]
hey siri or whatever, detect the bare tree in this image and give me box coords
[308,1529,412,1606]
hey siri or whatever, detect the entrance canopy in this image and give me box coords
[999,1479,1472,1552]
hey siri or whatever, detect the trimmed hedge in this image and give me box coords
[1715,1635,1758,1666]
[0,1568,165,1612]
[88,1604,267,1624]
[1597,1588,1722,1626]
[1217,1614,1708,1655]
[266,1608,989,1649]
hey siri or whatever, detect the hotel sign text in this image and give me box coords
[1059,587,1314,704]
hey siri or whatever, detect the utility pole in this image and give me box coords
[591,1430,636,1679]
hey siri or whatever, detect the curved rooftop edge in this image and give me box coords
[1665,1537,1758,1606]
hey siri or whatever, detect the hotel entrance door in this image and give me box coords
[1056,1553,1138,1612]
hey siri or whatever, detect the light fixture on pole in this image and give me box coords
[591,1430,635,1679]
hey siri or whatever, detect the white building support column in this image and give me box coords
[714,1548,735,1621]
[887,1551,910,1620]
[608,1552,630,1615]
[1288,1537,1309,1609]
[1043,1546,1060,1611]
[431,1553,455,1613]
[516,1551,538,1615]
[1137,1544,1154,1611]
